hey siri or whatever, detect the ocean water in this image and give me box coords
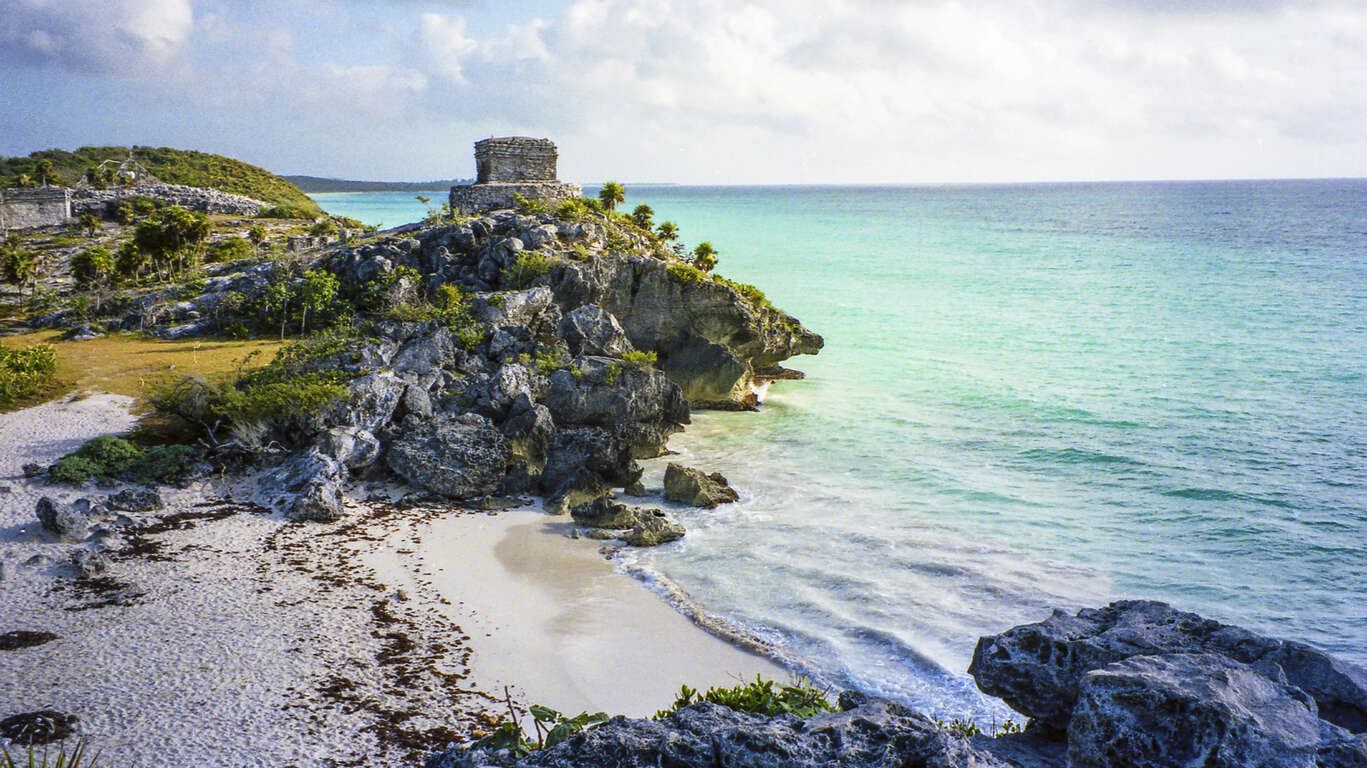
[313,181,1367,721]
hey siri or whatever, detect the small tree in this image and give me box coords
[308,219,337,238]
[630,204,653,229]
[657,221,679,242]
[113,200,136,225]
[77,212,101,238]
[598,181,625,213]
[260,282,293,340]
[692,242,717,273]
[115,240,147,284]
[16,174,34,188]
[36,159,54,187]
[247,224,268,254]
[296,269,340,336]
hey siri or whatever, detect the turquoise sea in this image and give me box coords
[313,182,1367,720]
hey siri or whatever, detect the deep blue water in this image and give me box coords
[315,180,1367,719]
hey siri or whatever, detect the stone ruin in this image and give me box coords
[449,137,581,214]
[0,187,72,231]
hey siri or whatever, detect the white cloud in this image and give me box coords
[0,0,193,73]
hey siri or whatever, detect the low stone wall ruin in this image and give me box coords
[0,188,72,230]
[448,182,582,214]
[72,184,269,218]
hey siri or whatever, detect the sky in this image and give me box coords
[1,0,1365,184]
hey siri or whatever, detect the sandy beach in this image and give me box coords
[0,394,786,765]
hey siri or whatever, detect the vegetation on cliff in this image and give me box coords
[0,146,321,214]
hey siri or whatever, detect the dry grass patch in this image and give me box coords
[1,330,285,410]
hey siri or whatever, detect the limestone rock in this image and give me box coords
[625,511,685,547]
[540,427,642,509]
[557,304,634,357]
[570,496,640,529]
[316,427,382,472]
[1067,653,1321,768]
[385,414,511,499]
[319,371,404,433]
[969,600,1367,738]
[0,710,79,746]
[662,462,738,508]
[543,357,688,457]
[265,451,346,522]
[70,548,110,579]
[35,497,106,541]
[106,487,162,512]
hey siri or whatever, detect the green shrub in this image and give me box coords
[620,349,657,370]
[666,262,705,285]
[74,435,144,474]
[514,192,548,215]
[49,455,103,485]
[654,677,834,720]
[257,205,317,220]
[129,444,202,484]
[0,343,58,410]
[1,737,99,767]
[434,284,485,351]
[208,236,253,263]
[500,251,558,290]
[519,344,570,375]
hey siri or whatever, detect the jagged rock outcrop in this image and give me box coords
[663,462,739,508]
[385,414,512,500]
[968,600,1367,738]
[427,696,1009,768]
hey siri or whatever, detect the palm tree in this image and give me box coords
[2,248,37,308]
[657,221,679,242]
[248,224,268,255]
[16,174,34,188]
[36,159,54,187]
[598,181,625,213]
[631,204,653,229]
[692,242,718,273]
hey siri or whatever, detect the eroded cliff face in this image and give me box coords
[381,209,823,410]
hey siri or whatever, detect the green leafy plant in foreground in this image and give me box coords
[500,251,558,290]
[1,739,100,768]
[478,688,610,758]
[654,676,835,720]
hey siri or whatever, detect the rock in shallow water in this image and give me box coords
[0,710,78,745]
[662,462,738,508]
[968,600,1367,737]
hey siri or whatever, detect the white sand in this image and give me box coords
[368,508,787,719]
[0,394,791,764]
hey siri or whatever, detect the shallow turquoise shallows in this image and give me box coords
[313,181,1367,720]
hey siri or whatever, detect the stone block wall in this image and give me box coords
[0,188,72,230]
[448,182,582,215]
[475,137,559,183]
[72,184,268,218]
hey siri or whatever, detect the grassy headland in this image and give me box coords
[0,146,321,215]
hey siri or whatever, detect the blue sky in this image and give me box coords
[1,0,1365,183]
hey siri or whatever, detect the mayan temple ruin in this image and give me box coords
[448,137,581,214]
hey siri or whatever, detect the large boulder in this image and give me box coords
[385,414,511,499]
[543,357,688,457]
[35,497,107,541]
[1067,653,1322,768]
[540,427,642,512]
[968,600,1367,737]
[624,512,685,547]
[570,496,641,529]
[319,372,405,433]
[663,463,739,508]
[263,451,346,522]
[557,304,634,357]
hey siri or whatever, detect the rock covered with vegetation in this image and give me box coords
[18,191,821,538]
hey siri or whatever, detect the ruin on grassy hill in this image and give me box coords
[449,137,581,214]
[0,187,73,231]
